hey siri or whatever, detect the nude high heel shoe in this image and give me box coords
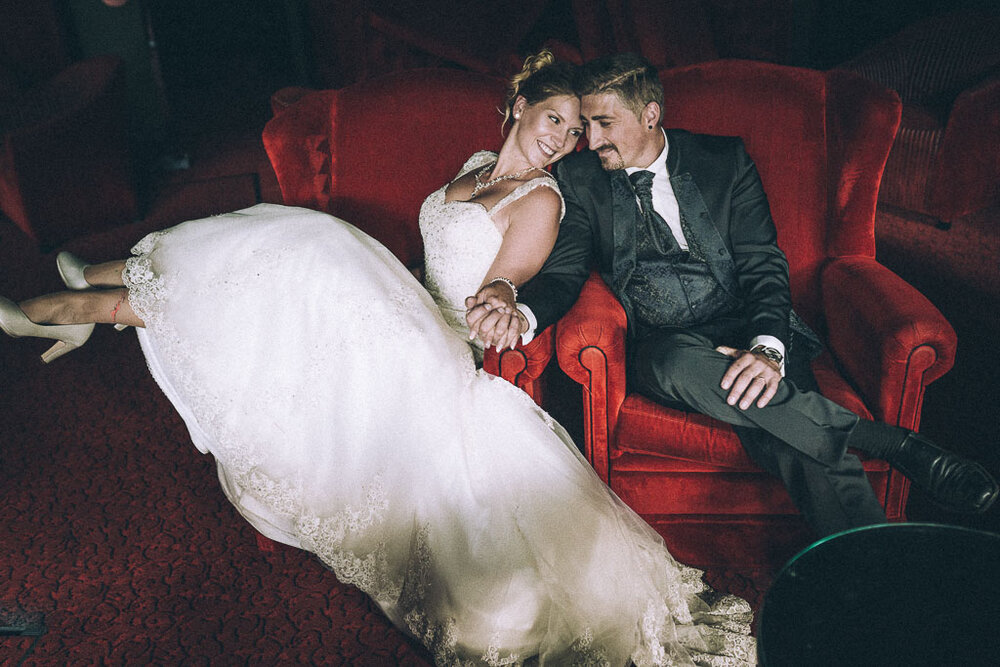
[56,251,91,290]
[0,296,95,363]
[56,251,128,331]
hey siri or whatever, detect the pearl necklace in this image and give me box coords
[471,163,539,197]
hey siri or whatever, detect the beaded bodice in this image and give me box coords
[419,151,562,356]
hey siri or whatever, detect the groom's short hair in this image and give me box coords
[580,53,664,122]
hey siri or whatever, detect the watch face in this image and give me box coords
[754,346,782,364]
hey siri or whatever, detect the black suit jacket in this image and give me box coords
[519,129,793,347]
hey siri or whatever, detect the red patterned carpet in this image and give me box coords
[0,331,437,664]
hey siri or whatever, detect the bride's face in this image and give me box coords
[511,94,583,168]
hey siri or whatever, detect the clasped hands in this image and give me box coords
[716,345,782,410]
[464,282,526,352]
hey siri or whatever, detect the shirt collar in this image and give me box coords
[625,129,669,179]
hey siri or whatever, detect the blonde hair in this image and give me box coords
[502,50,579,129]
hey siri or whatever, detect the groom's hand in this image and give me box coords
[465,284,524,351]
[716,345,781,410]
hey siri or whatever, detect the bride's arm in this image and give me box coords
[468,186,561,351]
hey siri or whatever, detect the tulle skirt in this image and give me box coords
[124,204,755,666]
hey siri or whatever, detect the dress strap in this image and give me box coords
[487,174,565,221]
[455,150,499,181]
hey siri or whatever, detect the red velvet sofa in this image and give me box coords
[554,60,958,570]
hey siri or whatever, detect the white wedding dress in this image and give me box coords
[124,151,756,666]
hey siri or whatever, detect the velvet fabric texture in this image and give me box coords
[554,60,957,570]
[261,68,554,403]
[838,10,1000,224]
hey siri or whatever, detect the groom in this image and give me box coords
[466,52,997,536]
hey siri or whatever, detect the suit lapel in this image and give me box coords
[608,170,638,296]
[670,174,739,297]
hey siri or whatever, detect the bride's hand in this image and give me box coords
[489,309,527,352]
[465,283,516,342]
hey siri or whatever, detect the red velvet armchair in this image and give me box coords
[837,10,1000,228]
[262,68,554,404]
[555,60,958,570]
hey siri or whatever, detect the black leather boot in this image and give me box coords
[889,432,998,514]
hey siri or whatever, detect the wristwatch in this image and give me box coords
[750,344,783,368]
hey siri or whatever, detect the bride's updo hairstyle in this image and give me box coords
[502,50,580,130]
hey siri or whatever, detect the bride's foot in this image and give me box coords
[56,252,128,331]
[0,295,95,363]
[56,251,92,290]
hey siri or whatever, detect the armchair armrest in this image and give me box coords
[554,273,628,481]
[262,88,337,209]
[821,256,956,430]
[929,74,1000,219]
[482,326,555,406]
[269,86,316,116]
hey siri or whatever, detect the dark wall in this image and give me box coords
[61,0,311,142]
[51,0,999,147]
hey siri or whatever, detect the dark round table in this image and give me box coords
[757,522,1000,666]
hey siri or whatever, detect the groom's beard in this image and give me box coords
[593,143,625,171]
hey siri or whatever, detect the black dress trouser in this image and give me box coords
[628,322,888,537]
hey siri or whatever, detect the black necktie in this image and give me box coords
[628,170,677,254]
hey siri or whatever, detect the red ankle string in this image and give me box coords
[110,292,127,324]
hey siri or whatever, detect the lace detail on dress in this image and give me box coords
[295,476,401,603]
[401,525,469,665]
[488,172,562,221]
[123,254,167,326]
[482,634,521,666]
[571,628,611,666]
[458,150,501,178]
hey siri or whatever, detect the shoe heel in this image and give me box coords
[41,340,78,363]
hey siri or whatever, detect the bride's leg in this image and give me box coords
[19,288,145,328]
[83,260,128,288]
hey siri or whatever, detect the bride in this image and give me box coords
[0,53,755,665]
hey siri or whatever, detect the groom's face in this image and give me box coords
[581,93,650,171]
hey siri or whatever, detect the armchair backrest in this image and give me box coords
[263,68,506,268]
[658,59,901,326]
[839,11,1000,107]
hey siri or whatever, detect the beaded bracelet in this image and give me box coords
[488,276,518,300]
